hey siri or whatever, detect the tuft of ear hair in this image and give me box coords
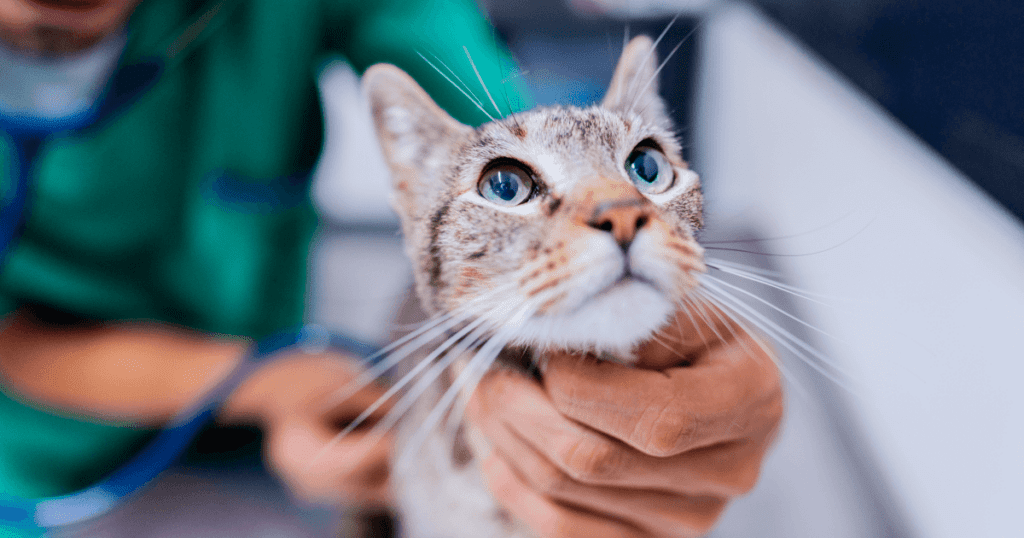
[602,35,672,130]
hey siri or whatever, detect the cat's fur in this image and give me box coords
[365,36,705,537]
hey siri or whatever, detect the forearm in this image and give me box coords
[0,307,247,424]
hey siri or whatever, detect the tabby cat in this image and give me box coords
[365,36,706,537]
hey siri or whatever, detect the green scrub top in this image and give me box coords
[0,0,527,516]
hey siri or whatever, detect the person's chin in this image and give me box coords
[3,0,138,56]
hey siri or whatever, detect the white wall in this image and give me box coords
[696,4,1024,537]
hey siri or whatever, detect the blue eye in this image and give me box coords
[479,164,534,206]
[625,146,674,194]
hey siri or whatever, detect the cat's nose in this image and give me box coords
[587,199,653,250]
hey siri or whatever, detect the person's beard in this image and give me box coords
[2,24,104,56]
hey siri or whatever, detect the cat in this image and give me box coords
[364,35,708,537]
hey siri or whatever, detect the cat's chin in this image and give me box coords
[509,279,676,358]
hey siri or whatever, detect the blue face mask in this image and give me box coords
[0,33,127,133]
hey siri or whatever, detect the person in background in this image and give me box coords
[0,1,782,537]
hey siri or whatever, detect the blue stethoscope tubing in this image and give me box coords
[0,326,380,531]
[0,135,34,268]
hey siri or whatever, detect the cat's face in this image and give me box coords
[366,37,704,357]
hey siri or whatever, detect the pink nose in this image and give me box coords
[587,199,653,249]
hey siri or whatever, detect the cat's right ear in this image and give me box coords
[364,64,472,214]
[603,36,672,130]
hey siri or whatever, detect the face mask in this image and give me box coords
[0,32,126,125]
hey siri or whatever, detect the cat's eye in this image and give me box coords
[625,146,674,194]
[478,163,534,206]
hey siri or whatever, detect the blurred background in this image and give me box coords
[61,0,1024,536]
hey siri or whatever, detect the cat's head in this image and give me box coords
[365,36,704,357]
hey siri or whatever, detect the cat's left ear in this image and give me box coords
[364,64,473,215]
[602,36,672,130]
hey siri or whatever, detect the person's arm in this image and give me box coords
[0,306,392,506]
[468,308,784,538]
[0,307,245,423]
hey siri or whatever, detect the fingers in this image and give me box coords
[266,411,393,507]
[470,368,770,498]
[543,327,783,457]
[482,453,649,538]
[239,353,397,507]
[482,420,727,538]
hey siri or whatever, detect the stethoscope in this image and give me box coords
[0,2,380,533]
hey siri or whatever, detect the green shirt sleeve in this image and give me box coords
[327,0,532,126]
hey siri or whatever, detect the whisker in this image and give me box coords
[685,291,730,344]
[317,312,459,411]
[689,291,815,402]
[325,315,493,450]
[702,256,785,278]
[648,329,683,357]
[624,14,678,112]
[706,263,832,305]
[395,326,514,473]
[679,296,712,350]
[701,274,843,344]
[702,215,876,257]
[424,50,487,111]
[484,27,528,137]
[696,283,855,392]
[416,51,495,122]
[463,46,504,120]
[630,23,700,116]
[304,307,504,472]
[699,210,862,246]
[318,282,518,412]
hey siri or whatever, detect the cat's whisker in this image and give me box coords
[648,329,684,357]
[678,296,712,351]
[423,50,488,114]
[395,291,549,470]
[695,282,856,393]
[685,292,774,369]
[463,46,504,120]
[305,304,508,472]
[706,258,864,305]
[484,28,529,137]
[702,214,875,258]
[416,51,495,122]
[318,283,519,412]
[320,315,495,452]
[630,24,699,118]
[706,263,831,305]
[689,291,815,402]
[317,312,460,411]
[441,291,556,441]
[395,325,515,473]
[699,210,862,246]
[684,290,731,344]
[623,14,678,114]
[700,273,846,345]
[701,256,786,278]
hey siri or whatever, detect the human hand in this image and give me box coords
[221,352,393,508]
[467,308,783,537]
